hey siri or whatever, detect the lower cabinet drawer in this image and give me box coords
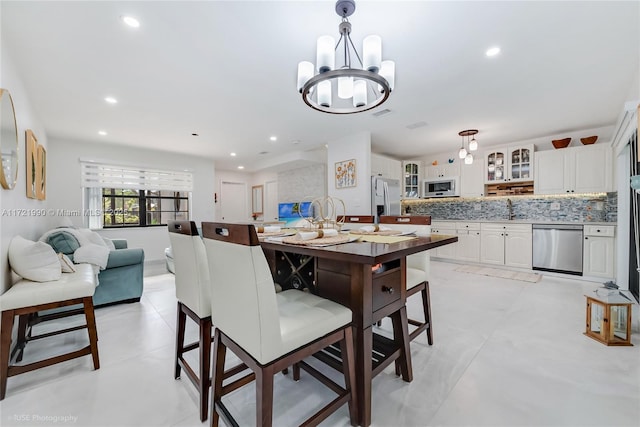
[372,269,401,312]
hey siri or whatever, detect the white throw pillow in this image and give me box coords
[102,236,116,251]
[58,253,76,273]
[8,236,62,282]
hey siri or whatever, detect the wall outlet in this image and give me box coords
[550,202,560,210]
[474,203,481,211]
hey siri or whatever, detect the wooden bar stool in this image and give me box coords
[202,222,357,427]
[168,221,213,422]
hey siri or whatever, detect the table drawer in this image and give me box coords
[372,269,401,312]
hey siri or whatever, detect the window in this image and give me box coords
[81,160,193,229]
[102,189,189,227]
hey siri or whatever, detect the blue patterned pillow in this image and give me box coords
[46,231,80,255]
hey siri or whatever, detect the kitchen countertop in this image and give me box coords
[429,219,615,226]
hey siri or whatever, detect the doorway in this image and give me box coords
[264,180,278,222]
[219,181,247,221]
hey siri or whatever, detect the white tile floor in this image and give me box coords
[1,261,639,426]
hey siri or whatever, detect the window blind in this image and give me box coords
[80,160,193,192]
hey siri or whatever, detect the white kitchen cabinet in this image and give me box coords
[485,145,534,184]
[403,161,422,198]
[455,222,481,262]
[480,223,532,268]
[460,159,485,197]
[372,153,402,182]
[534,145,612,194]
[425,162,461,179]
[431,221,457,258]
[583,225,616,278]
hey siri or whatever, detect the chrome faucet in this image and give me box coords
[507,198,515,220]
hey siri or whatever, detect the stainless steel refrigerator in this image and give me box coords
[371,176,401,222]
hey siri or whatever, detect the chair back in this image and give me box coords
[168,221,211,318]
[201,222,281,363]
[338,215,375,224]
[379,216,431,279]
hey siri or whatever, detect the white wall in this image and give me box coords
[0,47,50,292]
[47,138,215,264]
[327,132,371,215]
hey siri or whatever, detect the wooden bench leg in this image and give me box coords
[0,310,15,400]
[83,297,100,370]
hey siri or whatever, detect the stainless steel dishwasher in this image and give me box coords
[532,224,583,275]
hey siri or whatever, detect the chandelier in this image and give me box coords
[296,0,395,114]
[458,129,479,165]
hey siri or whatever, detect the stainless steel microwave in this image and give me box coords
[422,177,460,198]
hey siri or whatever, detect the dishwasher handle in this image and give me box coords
[532,224,583,231]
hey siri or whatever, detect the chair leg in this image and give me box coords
[340,327,358,426]
[423,281,433,345]
[391,306,413,382]
[293,363,300,381]
[0,310,15,400]
[175,301,186,379]
[83,297,100,369]
[256,365,275,427]
[211,328,226,427]
[199,317,212,422]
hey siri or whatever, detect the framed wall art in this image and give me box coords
[36,144,46,200]
[335,159,356,189]
[26,129,37,198]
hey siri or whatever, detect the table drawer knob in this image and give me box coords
[382,286,394,294]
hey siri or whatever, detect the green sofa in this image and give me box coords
[43,230,145,307]
[94,239,145,306]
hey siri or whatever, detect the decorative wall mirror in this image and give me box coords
[252,185,264,215]
[0,88,19,190]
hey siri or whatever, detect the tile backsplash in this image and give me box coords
[403,192,617,223]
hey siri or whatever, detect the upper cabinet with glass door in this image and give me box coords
[402,160,421,198]
[485,144,534,183]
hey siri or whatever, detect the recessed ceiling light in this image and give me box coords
[121,16,140,28]
[98,130,107,136]
[291,140,300,145]
[237,166,244,170]
[230,152,237,157]
[104,96,118,104]
[191,133,199,137]
[270,136,277,141]
[486,46,501,57]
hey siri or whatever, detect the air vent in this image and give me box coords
[406,121,428,130]
[372,109,392,117]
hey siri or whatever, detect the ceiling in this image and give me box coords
[2,1,639,172]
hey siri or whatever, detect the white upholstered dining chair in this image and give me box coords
[201,222,357,427]
[167,220,212,422]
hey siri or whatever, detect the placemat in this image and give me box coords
[349,230,401,236]
[358,235,416,244]
[281,235,352,246]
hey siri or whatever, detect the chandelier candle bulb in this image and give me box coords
[353,80,367,107]
[363,35,382,72]
[318,80,332,107]
[338,75,354,99]
[316,36,335,73]
[297,61,314,92]
[379,60,395,92]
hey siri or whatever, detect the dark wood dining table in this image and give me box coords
[261,233,458,426]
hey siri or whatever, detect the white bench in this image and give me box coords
[0,263,100,400]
